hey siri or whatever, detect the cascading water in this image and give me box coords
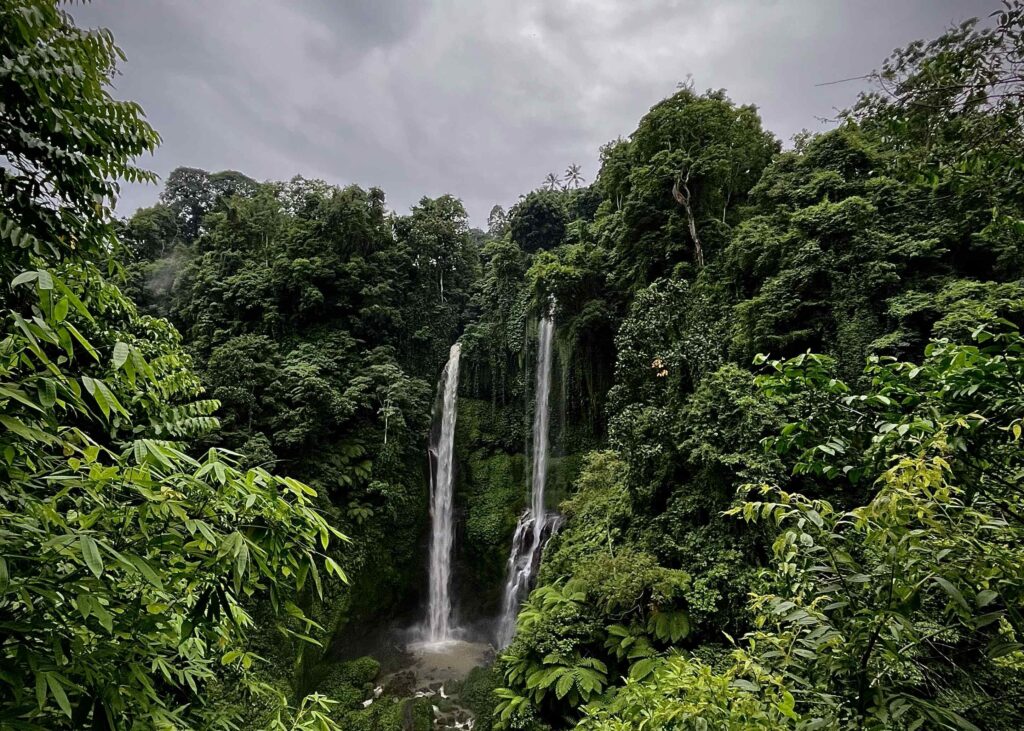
[426,343,462,644]
[496,510,535,646]
[529,315,554,548]
[497,313,557,647]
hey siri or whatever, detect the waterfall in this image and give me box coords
[496,313,557,647]
[496,511,535,646]
[426,343,461,644]
[530,315,554,548]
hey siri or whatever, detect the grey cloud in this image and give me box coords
[300,0,426,44]
[71,0,993,227]
[299,0,427,64]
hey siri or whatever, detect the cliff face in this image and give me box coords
[450,314,613,622]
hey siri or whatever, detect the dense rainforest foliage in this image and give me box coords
[3,1,1024,729]
[0,3,348,729]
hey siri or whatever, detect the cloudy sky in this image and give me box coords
[72,0,989,226]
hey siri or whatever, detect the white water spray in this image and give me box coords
[426,343,461,643]
[497,313,557,647]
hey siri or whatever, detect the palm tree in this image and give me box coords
[543,172,561,191]
[564,163,584,189]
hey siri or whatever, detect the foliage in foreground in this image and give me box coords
[1,2,347,728]
[570,327,1024,731]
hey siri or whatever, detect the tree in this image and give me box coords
[394,194,479,368]
[120,204,180,261]
[598,88,778,286]
[733,327,1024,728]
[0,3,346,727]
[576,325,1024,731]
[509,190,569,253]
[564,163,585,189]
[160,167,258,243]
[487,204,510,237]
[133,166,481,706]
[499,14,1024,729]
[721,128,906,374]
[850,1,1024,279]
[543,172,562,191]
[0,0,159,294]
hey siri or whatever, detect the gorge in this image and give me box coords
[6,4,1024,730]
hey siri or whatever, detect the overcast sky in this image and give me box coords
[72,0,989,227]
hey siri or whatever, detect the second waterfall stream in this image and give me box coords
[497,312,559,647]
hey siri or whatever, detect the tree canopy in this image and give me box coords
[5,2,1024,730]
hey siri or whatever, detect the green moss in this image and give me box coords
[545,452,583,508]
[462,450,528,610]
[309,656,381,712]
[338,656,381,687]
[464,453,525,549]
[331,696,434,731]
[452,391,592,616]
[336,702,398,731]
[456,396,526,452]
[455,399,529,614]
[459,664,502,731]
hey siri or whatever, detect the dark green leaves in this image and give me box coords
[45,673,72,718]
[0,0,160,285]
[646,608,690,643]
[0,11,350,727]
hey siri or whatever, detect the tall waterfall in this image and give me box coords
[426,343,461,644]
[529,315,555,548]
[497,314,557,647]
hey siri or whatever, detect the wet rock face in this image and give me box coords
[376,639,494,730]
[433,701,476,730]
[385,669,417,698]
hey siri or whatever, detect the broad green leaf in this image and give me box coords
[234,541,250,592]
[53,296,69,322]
[324,556,348,583]
[130,555,164,590]
[628,657,659,680]
[11,271,38,287]
[933,575,969,611]
[976,589,998,608]
[0,383,43,412]
[46,674,72,718]
[80,535,104,578]
[112,341,130,369]
[555,672,574,700]
[38,379,56,408]
[308,556,323,598]
[0,415,54,444]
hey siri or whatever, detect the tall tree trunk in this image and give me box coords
[672,169,704,268]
